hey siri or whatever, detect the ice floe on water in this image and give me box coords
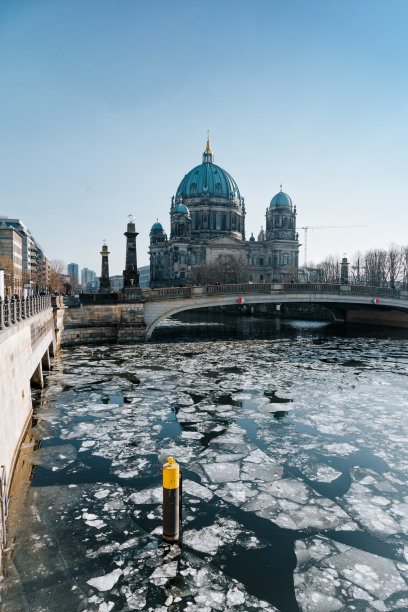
[2,333,408,610]
[295,536,407,611]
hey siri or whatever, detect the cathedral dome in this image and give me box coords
[270,189,292,208]
[173,203,190,215]
[151,221,163,230]
[175,139,241,202]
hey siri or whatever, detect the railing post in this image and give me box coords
[4,297,9,326]
[0,298,3,330]
[29,295,32,317]
[16,297,21,322]
[11,297,16,325]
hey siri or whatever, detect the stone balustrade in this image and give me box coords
[143,283,405,301]
[0,295,52,330]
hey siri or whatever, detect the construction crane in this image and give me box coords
[298,225,366,268]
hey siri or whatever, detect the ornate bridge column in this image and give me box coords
[99,241,111,294]
[122,216,143,301]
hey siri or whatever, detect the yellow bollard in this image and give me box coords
[163,456,180,543]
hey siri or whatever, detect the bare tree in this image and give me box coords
[192,254,249,285]
[364,249,387,287]
[386,244,402,289]
[315,255,340,283]
[350,251,364,284]
[48,260,65,293]
[402,246,408,290]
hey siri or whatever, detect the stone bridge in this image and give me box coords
[143,282,408,338]
[0,295,61,555]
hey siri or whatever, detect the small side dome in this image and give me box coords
[151,221,163,231]
[270,187,292,208]
[249,232,255,242]
[174,203,190,215]
[258,227,265,241]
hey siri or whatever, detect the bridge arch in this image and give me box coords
[143,283,408,339]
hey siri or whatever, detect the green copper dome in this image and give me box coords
[270,189,292,208]
[175,139,242,202]
[173,203,190,215]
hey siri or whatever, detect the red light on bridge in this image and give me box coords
[238,297,245,304]
[373,298,380,304]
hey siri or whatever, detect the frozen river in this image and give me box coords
[1,314,408,611]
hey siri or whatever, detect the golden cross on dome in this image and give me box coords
[280,184,283,192]
[205,129,212,153]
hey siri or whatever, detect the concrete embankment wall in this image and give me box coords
[344,308,408,328]
[60,303,146,345]
[0,309,55,489]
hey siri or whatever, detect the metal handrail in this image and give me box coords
[0,295,52,331]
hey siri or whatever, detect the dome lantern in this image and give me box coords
[202,131,214,164]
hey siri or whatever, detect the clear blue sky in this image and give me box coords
[1,0,407,274]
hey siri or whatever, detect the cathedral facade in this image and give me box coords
[149,139,299,287]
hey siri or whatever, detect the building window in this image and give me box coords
[259,257,264,266]
[216,182,221,192]
[282,253,289,265]
[180,254,186,264]
[191,213,196,230]
[216,214,221,230]
[260,274,264,282]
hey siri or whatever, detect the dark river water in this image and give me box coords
[2,312,408,611]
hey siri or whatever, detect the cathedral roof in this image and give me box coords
[175,138,242,202]
[173,203,190,215]
[151,220,163,230]
[270,187,292,208]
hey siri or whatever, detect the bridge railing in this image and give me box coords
[205,283,273,294]
[147,287,192,299]
[0,295,52,331]
[349,285,400,296]
[144,282,407,301]
[283,283,340,292]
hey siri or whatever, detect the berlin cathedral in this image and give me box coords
[149,138,299,287]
